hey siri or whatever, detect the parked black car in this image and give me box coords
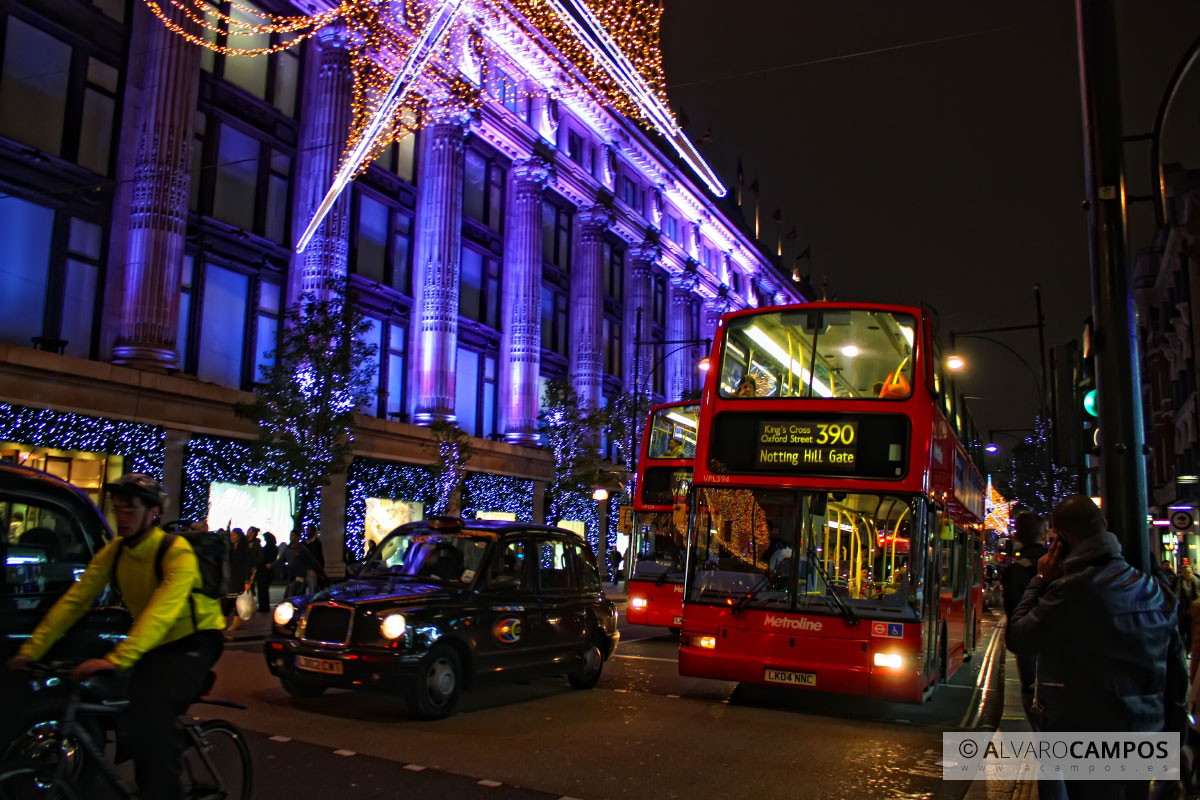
[264,517,620,719]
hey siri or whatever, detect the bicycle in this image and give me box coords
[0,663,252,799]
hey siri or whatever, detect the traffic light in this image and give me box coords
[1079,319,1098,456]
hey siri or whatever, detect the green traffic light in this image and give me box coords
[1083,389,1098,417]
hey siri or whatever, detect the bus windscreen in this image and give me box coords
[687,488,922,618]
[718,309,916,401]
[646,404,699,459]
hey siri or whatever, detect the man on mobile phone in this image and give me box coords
[1008,495,1181,798]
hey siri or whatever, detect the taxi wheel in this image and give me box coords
[407,645,461,720]
[280,675,326,698]
[567,640,604,690]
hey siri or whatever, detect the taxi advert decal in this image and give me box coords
[493,617,524,645]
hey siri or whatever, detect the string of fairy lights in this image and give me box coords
[141,0,679,207]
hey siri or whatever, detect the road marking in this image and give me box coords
[404,764,427,772]
[478,779,502,787]
[613,654,677,664]
[333,749,356,757]
[559,797,584,800]
[666,694,680,698]
[269,735,291,743]
[959,620,1004,729]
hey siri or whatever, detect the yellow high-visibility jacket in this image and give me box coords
[19,526,224,669]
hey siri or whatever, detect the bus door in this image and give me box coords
[923,505,943,684]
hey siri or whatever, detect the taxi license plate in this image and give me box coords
[296,656,343,675]
[672,616,682,626]
[764,668,816,687]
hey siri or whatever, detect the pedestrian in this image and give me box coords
[1007,496,1183,800]
[282,530,315,598]
[257,531,277,613]
[607,546,623,584]
[224,528,252,634]
[1159,558,1178,592]
[1177,565,1200,650]
[999,511,1065,800]
[304,525,327,592]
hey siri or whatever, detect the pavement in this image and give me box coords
[963,634,1037,800]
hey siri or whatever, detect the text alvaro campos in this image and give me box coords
[941,732,1178,781]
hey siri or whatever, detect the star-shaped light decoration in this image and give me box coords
[142,0,726,254]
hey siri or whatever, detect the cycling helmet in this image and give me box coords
[104,474,168,509]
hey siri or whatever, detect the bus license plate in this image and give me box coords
[672,616,683,626]
[765,668,816,687]
[296,656,343,675]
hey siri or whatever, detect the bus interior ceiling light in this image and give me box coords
[840,345,859,358]
[541,0,726,197]
[295,0,463,254]
[743,325,832,397]
[666,412,698,428]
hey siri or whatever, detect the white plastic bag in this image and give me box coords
[235,588,257,621]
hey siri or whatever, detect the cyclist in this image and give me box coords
[6,474,225,799]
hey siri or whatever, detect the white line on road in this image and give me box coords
[613,654,677,663]
[478,779,502,787]
[269,735,291,742]
[333,749,356,757]
[404,764,427,772]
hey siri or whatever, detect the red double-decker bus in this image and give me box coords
[625,402,698,631]
[679,303,986,702]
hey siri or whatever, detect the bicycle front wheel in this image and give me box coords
[0,764,78,800]
[180,720,252,800]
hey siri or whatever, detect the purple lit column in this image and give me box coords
[293,25,352,299]
[411,98,473,424]
[625,241,658,393]
[666,276,693,400]
[110,5,201,369]
[570,205,611,409]
[499,157,551,445]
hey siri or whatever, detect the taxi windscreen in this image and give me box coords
[366,530,492,585]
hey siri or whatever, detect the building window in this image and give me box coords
[373,133,416,184]
[0,15,122,176]
[386,323,406,419]
[541,202,571,270]
[459,247,500,328]
[566,130,584,164]
[0,195,105,358]
[463,148,505,232]
[253,279,280,382]
[652,275,666,324]
[602,241,623,300]
[201,1,301,117]
[489,69,525,119]
[618,174,640,212]
[196,263,249,389]
[454,348,497,438]
[349,190,413,295]
[540,286,568,356]
[664,214,678,243]
[359,316,384,413]
[207,121,294,242]
[603,317,621,378]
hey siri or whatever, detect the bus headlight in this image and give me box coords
[630,597,647,609]
[273,602,295,626]
[696,635,717,650]
[873,652,903,669]
[381,613,407,639]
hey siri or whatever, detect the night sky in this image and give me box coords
[660,0,1200,448]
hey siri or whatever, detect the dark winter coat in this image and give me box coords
[1000,540,1048,694]
[1007,530,1180,733]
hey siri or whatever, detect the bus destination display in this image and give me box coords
[756,420,858,472]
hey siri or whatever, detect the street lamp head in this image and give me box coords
[946,354,966,371]
[592,487,609,502]
[697,356,711,372]
[985,443,999,454]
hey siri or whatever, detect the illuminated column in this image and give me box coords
[666,275,693,400]
[293,25,353,300]
[110,4,201,369]
[626,241,659,393]
[499,156,551,445]
[411,97,473,424]
[570,205,612,409]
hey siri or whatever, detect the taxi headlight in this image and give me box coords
[273,602,295,626]
[630,597,647,609]
[381,613,407,639]
[873,652,903,669]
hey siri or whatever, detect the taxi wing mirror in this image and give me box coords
[487,574,520,592]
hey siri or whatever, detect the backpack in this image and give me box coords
[113,530,230,600]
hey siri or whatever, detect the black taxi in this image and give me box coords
[263,517,620,718]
